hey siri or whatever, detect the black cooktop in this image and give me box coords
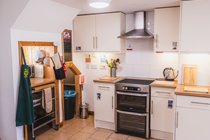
[117,79,154,85]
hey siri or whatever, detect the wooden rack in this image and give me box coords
[29,81,59,139]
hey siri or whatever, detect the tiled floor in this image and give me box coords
[36,115,157,140]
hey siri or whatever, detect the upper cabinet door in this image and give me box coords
[73,15,95,52]
[180,0,210,52]
[95,13,125,52]
[154,7,180,52]
[73,12,125,52]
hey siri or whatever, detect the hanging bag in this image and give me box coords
[51,53,66,80]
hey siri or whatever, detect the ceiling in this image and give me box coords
[53,0,180,14]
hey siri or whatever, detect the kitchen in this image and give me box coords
[1,0,210,140]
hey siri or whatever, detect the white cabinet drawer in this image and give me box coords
[177,95,210,110]
[151,87,175,98]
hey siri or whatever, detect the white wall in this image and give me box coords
[0,0,29,140]
[73,14,179,111]
[13,0,79,33]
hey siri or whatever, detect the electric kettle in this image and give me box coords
[163,67,178,81]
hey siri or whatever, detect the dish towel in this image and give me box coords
[42,88,53,113]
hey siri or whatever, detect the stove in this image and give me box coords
[115,78,154,139]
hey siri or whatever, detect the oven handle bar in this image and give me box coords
[116,91,148,97]
[116,110,148,117]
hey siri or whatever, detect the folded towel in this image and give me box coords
[42,88,53,113]
[51,53,62,70]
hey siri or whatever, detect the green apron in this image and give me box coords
[16,48,34,126]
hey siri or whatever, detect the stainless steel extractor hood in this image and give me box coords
[119,11,153,39]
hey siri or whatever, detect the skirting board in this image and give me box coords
[94,119,115,130]
[151,129,174,140]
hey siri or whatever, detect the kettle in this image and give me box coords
[163,67,178,81]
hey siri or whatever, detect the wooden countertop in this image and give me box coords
[31,78,55,88]
[93,76,123,84]
[175,84,210,98]
[150,80,177,88]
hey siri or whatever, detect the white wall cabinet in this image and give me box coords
[151,87,175,140]
[73,12,125,52]
[180,0,210,52]
[175,95,210,140]
[73,15,95,52]
[94,83,115,130]
[154,7,180,52]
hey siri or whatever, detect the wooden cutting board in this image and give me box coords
[182,64,197,85]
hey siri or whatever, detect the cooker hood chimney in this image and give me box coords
[119,11,153,39]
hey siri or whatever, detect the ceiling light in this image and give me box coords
[89,0,112,9]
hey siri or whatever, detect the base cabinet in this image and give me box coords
[175,107,210,140]
[151,87,175,140]
[94,83,115,130]
[175,95,210,140]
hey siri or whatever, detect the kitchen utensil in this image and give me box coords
[163,67,178,81]
[182,64,197,85]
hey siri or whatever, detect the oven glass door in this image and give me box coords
[117,110,147,138]
[117,92,148,113]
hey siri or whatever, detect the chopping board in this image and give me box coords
[184,86,209,93]
[182,64,197,85]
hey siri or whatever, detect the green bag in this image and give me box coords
[16,48,34,126]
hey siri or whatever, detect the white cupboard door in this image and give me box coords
[94,85,114,122]
[176,108,210,140]
[154,7,180,52]
[151,97,175,133]
[95,13,122,52]
[74,15,95,52]
[180,0,210,52]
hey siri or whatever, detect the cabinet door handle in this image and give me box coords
[93,37,95,49]
[96,36,98,49]
[155,34,158,49]
[191,101,210,106]
[176,111,179,128]
[155,91,171,94]
[98,86,110,89]
[112,96,113,109]
[151,100,154,114]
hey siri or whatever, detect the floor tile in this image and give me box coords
[109,133,129,140]
[36,133,54,140]
[89,131,112,140]
[68,132,91,140]
[95,128,114,134]
[80,126,97,134]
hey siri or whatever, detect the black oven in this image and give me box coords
[116,91,148,113]
[116,110,148,138]
[115,79,154,139]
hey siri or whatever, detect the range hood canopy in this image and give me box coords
[119,11,153,39]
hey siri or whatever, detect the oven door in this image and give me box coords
[116,110,149,138]
[116,91,149,113]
